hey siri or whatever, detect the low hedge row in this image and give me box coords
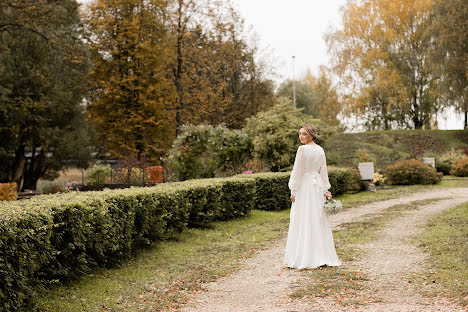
[328,166,364,195]
[0,169,358,311]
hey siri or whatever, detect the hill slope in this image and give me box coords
[323,130,468,170]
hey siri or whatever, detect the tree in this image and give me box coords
[305,68,342,127]
[276,79,320,116]
[431,0,468,129]
[326,0,440,130]
[85,0,175,162]
[164,0,274,132]
[0,0,93,190]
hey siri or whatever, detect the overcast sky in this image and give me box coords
[231,0,346,83]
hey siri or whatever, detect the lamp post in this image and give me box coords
[292,55,296,108]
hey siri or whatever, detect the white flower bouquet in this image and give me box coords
[324,199,343,214]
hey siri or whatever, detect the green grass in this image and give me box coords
[36,209,291,311]
[413,202,468,307]
[335,176,468,209]
[324,130,468,169]
[35,178,467,311]
[290,199,447,306]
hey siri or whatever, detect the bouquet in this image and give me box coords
[324,198,343,214]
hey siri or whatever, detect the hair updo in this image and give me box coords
[302,123,318,141]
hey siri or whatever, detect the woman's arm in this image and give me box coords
[320,151,332,198]
[289,146,306,201]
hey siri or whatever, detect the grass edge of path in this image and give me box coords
[411,201,468,307]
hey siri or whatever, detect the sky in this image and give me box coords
[230,0,346,83]
[77,0,464,130]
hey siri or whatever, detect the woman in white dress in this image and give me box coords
[284,123,341,269]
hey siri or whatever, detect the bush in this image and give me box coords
[385,159,442,185]
[247,172,291,211]
[0,183,17,201]
[243,97,336,171]
[450,158,468,177]
[165,124,252,181]
[85,164,114,185]
[439,147,466,165]
[373,172,387,186]
[66,181,86,191]
[436,160,451,175]
[0,174,260,311]
[0,168,360,311]
[328,167,363,195]
[146,166,163,183]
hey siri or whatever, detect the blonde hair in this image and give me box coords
[301,123,318,141]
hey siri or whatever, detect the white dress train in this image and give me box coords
[284,144,341,269]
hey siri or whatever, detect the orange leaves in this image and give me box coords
[0,183,18,201]
[326,0,440,129]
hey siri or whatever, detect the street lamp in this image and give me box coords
[292,56,296,108]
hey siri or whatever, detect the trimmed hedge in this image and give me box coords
[0,177,255,312]
[385,159,443,185]
[0,169,358,311]
[237,172,291,211]
[328,167,363,195]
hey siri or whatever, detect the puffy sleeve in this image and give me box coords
[288,146,306,196]
[320,150,331,192]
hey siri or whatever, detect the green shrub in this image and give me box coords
[243,97,336,171]
[385,159,443,185]
[436,160,451,175]
[165,124,252,181]
[0,168,360,311]
[0,175,257,312]
[450,158,468,177]
[328,167,363,195]
[248,172,291,211]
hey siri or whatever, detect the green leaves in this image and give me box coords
[0,0,93,189]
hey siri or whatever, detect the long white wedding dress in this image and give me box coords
[284,144,341,269]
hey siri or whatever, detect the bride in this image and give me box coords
[284,123,341,269]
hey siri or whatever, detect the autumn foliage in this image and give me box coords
[450,158,468,177]
[0,183,18,201]
[385,159,442,185]
[146,166,164,183]
[84,0,274,162]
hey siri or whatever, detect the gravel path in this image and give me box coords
[179,188,468,312]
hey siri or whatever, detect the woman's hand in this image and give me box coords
[290,195,295,203]
[324,191,332,200]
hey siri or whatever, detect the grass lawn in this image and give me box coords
[413,202,468,307]
[36,178,468,311]
[335,176,468,209]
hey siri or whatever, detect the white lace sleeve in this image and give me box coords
[289,146,306,196]
[320,151,331,193]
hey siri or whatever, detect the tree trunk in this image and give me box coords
[412,95,423,129]
[22,150,46,191]
[464,95,467,130]
[464,108,467,130]
[174,1,185,137]
[12,145,26,189]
